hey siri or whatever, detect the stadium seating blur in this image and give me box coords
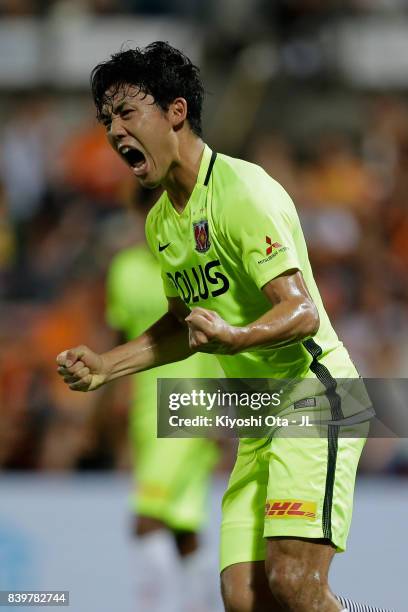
[1,0,407,474]
[0,4,407,611]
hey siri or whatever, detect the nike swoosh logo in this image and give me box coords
[158,242,171,252]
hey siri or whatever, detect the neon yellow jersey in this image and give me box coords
[106,244,222,412]
[106,245,220,531]
[106,245,167,342]
[145,145,357,379]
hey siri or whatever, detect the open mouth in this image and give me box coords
[119,146,148,174]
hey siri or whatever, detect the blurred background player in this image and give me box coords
[105,184,221,612]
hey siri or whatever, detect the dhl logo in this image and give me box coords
[265,499,317,520]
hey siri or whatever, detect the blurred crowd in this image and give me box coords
[1,88,407,474]
[1,0,407,19]
[250,96,408,378]
[0,4,408,474]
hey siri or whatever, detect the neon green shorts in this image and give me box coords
[132,435,219,532]
[220,426,367,572]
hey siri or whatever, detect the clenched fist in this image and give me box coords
[56,345,108,392]
[185,307,242,354]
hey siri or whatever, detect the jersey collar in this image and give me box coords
[163,144,216,218]
[196,144,217,187]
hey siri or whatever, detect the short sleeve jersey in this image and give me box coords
[145,145,358,379]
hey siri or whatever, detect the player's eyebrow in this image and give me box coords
[112,100,127,115]
[100,100,131,125]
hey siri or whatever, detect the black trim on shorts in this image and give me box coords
[302,338,344,541]
[204,151,217,186]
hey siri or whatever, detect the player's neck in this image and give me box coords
[163,135,205,214]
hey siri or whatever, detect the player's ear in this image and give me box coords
[169,97,187,130]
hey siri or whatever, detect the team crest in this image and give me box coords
[193,219,211,253]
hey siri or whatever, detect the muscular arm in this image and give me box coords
[57,297,193,391]
[187,270,319,354]
[237,270,319,351]
[57,272,318,390]
[102,298,192,379]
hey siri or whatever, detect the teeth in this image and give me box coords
[119,146,131,154]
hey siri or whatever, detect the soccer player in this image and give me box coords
[106,191,220,610]
[57,42,392,612]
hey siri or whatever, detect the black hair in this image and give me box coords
[90,41,204,137]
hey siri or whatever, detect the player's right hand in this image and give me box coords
[56,345,108,392]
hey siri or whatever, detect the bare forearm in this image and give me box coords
[102,311,193,382]
[231,298,319,353]
[184,272,319,356]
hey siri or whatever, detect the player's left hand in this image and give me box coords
[185,307,242,354]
